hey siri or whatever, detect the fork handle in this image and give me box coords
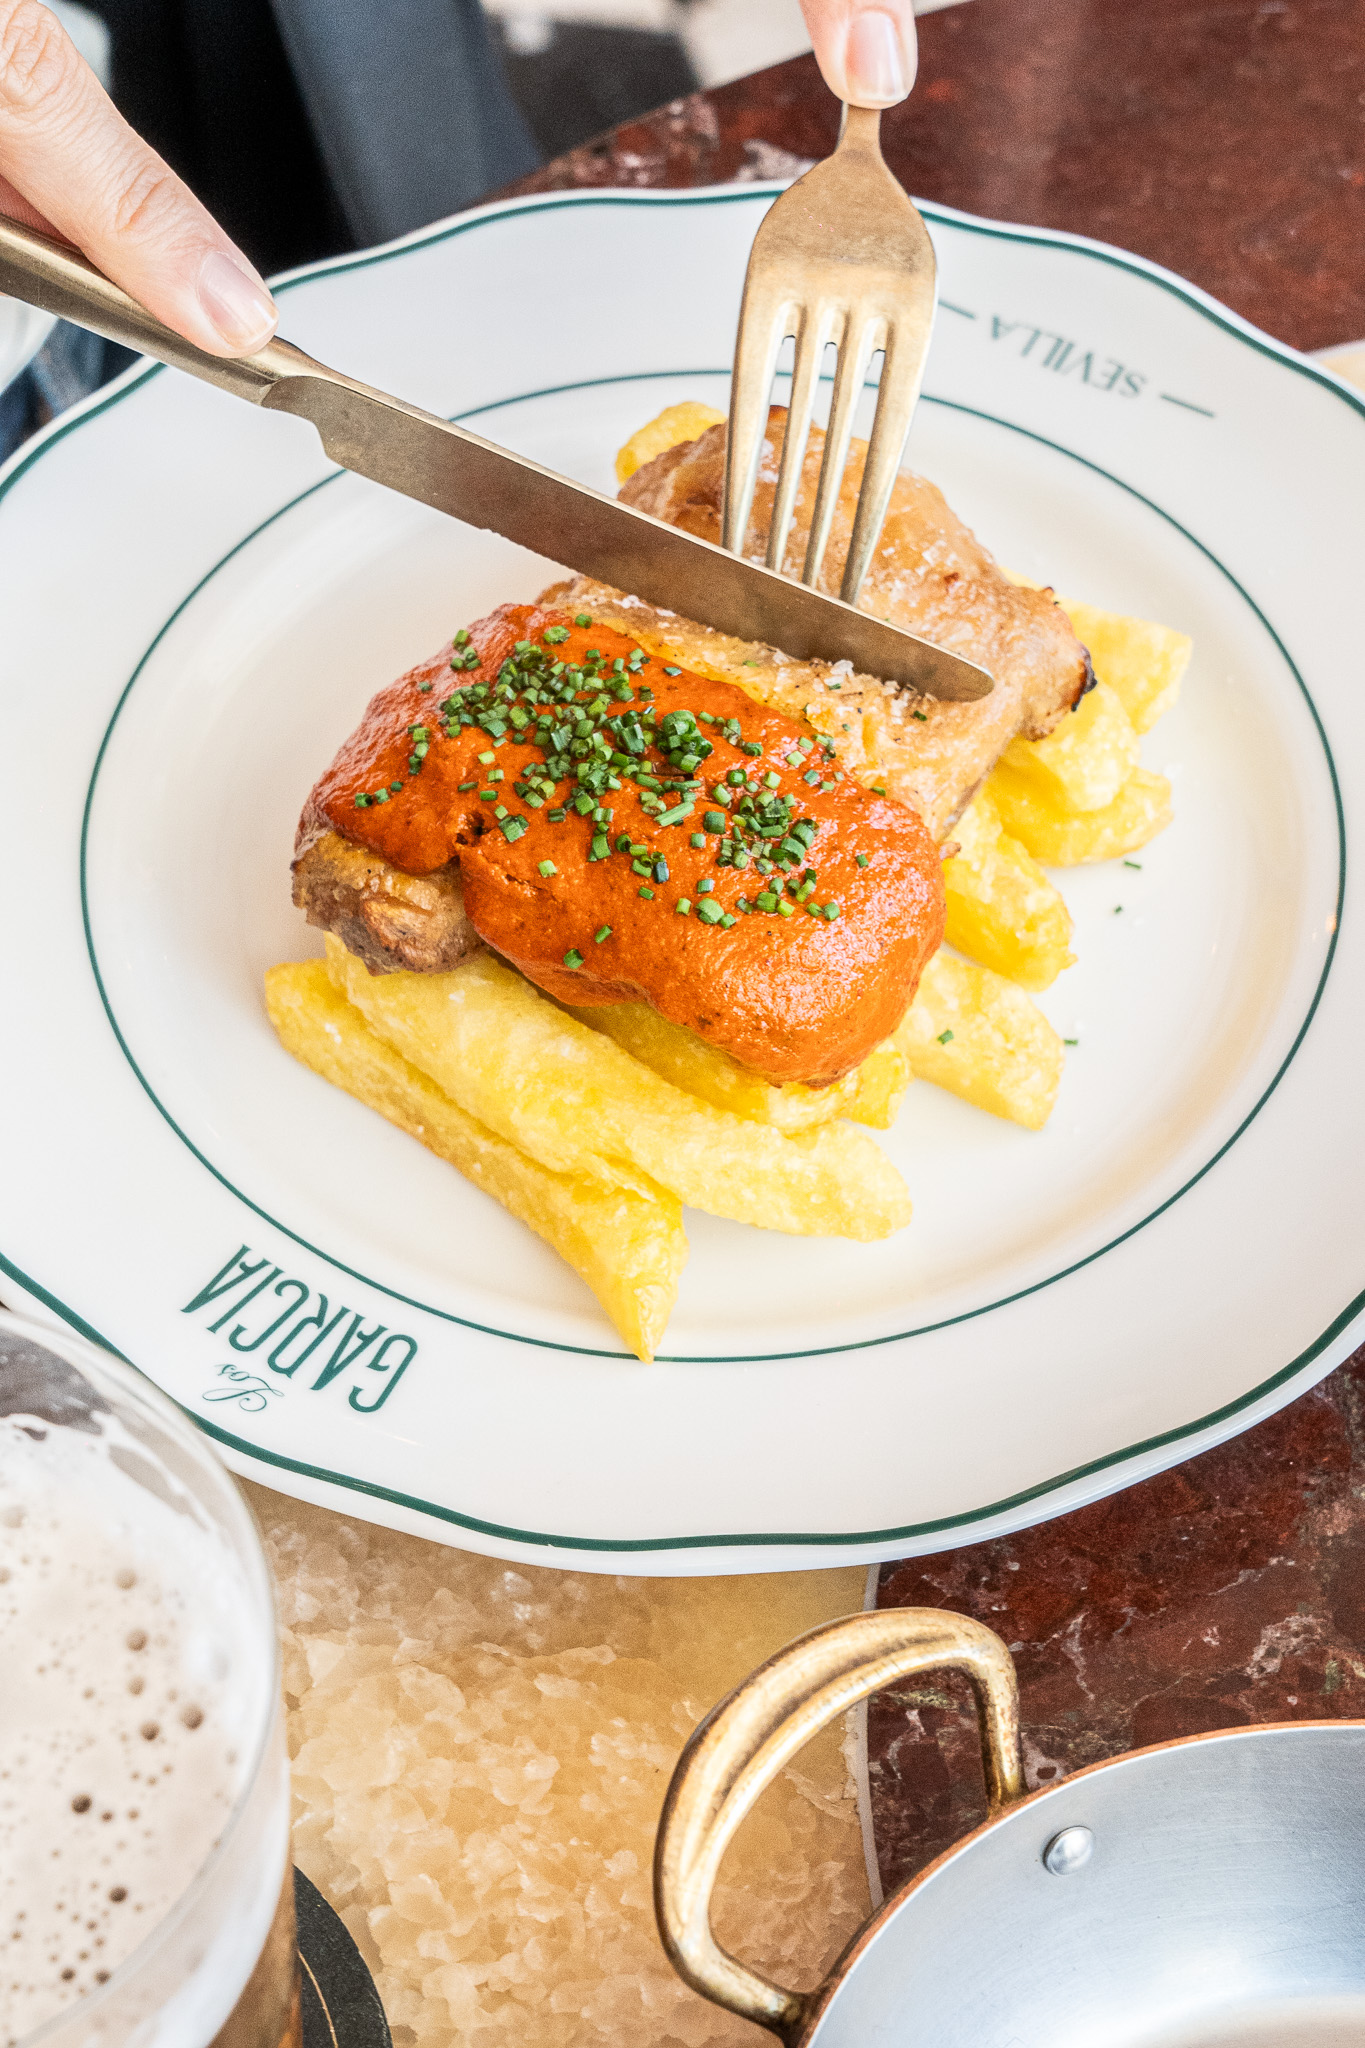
[838,102,884,152]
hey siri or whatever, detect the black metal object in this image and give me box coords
[296,1868,391,2048]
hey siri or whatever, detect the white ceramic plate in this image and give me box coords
[2,188,1362,1572]
[0,295,55,397]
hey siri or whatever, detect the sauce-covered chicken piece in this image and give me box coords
[295,604,944,1086]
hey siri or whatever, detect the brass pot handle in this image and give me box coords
[653,1608,1023,2041]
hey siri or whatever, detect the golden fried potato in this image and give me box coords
[325,938,911,1239]
[942,790,1075,991]
[999,680,1139,814]
[987,764,1173,866]
[1060,599,1192,733]
[615,402,726,484]
[266,961,685,1361]
[899,949,1064,1130]
[567,998,865,1130]
[843,1034,912,1129]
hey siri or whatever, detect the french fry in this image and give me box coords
[572,998,912,1131]
[615,402,725,484]
[899,949,1064,1131]
[987,763,1173,867]
[942,791,1075,991]
[266,961,685,1361]
[1060,599,1192,733]
[325,938,911,1239]
[999,680,1139,814]
[843,1035,912,1129]
[568,998,866,1130]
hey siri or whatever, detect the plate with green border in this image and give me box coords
[1,186,1361,1571]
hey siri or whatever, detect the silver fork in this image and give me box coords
[723,103,937,607]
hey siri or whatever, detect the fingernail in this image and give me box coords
[197,249,276,352]
[845,9,909,105]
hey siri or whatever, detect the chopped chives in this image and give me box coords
[937,1028,954,1045]
[638,885,655,899]
[675,898,691,915]
[690,831,706,848]
[538,859,557,877]
[856,852,869,867]
[564,948,584,969]
[594,924,612,944]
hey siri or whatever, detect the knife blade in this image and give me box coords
[0,214,991,702]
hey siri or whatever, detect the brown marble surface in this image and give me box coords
[870,1342,1365,1895]
[500,0,1365,1917]
[503,0,1365,353]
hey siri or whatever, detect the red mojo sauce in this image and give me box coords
[301,603,944,1084]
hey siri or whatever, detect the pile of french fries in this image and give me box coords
[265,411,1191,1358]
[267,938,912,1360]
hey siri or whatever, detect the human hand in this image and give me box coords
[0,0,276,356]
[798,0,918,107]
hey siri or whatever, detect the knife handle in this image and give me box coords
[0,212,316,403]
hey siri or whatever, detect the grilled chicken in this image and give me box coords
[293,410,1092,1066]
[293,829,479,976]
[295,604,944,1085]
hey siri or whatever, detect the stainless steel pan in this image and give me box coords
[655,1610,1365,2046]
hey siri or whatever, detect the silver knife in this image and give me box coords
[0,216,990,701]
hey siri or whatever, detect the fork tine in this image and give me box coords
[722,277,795,560]
[840,320,926,604]
[765,300,836,573]
[801,314,881,590]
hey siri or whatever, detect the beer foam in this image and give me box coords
[1,1403,261,2044]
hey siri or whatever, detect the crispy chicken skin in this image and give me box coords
[612,407,1094,840]
[293,830,480,975]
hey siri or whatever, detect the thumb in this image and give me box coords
[799,1,919,108]
[0,0,277,357]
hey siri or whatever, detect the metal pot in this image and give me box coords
[654,1610,1365,2047]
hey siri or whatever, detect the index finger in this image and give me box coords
[0,0,276,355]
[798,1,919,107]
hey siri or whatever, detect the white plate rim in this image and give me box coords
[3,183,1364,1563]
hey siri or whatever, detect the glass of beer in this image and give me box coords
[1,1307,300,2048]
